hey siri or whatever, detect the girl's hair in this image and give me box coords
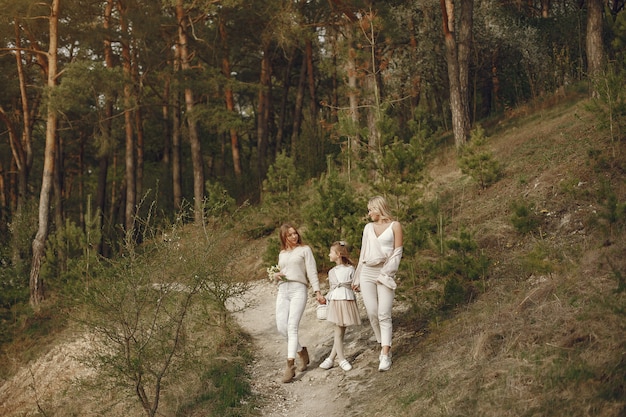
[279,223,302,250]
[368,195,394,221]
[331,241,354,265]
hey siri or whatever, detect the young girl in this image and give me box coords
[319,241,362,371]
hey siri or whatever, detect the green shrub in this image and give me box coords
[363,110,431,214]
[426,229,489,311]
[442,276,468,310]
[262,152,304,225]
[585,62,626,153]
[458,125,502,189]
[510,200,542,234]
[437,229,489,282]
[204,181,237,216]
[597,182,626,240]
[302,166,364,269]
[520,243,554,276]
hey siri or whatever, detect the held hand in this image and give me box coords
[352,284,360,292]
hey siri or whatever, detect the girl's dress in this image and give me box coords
[325,264,362,327]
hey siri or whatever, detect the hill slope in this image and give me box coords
[347,95,626,416]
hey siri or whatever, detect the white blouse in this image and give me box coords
[325,264,357,301]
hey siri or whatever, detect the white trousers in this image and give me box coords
[359,265,394,347]
[275,282,307,359]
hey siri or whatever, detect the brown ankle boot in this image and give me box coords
[282,359,296,383]
[297,347,310,371]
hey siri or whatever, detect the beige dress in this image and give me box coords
[325,264,362,327]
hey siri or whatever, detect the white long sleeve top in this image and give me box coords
[325,264,357,301]
[277,245,321,292]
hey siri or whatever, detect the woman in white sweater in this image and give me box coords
[353,196,403,371]
[272,223,325,383]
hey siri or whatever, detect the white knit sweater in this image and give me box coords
[277,245,320,292]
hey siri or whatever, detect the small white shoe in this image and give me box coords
[378,355,392,371]
[339,359,352,371]
[319,357,334,370]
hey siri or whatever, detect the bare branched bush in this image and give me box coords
[77,203,252,417]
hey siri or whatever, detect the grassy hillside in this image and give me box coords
[1,91,624,417]
[348,93,626,416]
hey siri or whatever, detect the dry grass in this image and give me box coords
[348,93,626,417]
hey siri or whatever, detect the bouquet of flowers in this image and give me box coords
[266,265,286,282]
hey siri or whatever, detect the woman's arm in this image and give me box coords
[392,221,403,249]
[303,246,325,302]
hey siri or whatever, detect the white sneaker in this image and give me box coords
[378,355,391,371]
[339,359,352,371]
[319,357,334,370]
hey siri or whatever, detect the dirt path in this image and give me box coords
[0,279,384,417]
[233,279,382,417]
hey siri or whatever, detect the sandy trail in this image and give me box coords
[233,279,381,417]
[0,278,382,417]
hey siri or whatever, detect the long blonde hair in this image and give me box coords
[368,195,394,221]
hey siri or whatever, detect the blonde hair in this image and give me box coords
[331,241,354,265]
[368,195,394,221]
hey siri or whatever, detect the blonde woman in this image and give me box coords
[352,196,403,371]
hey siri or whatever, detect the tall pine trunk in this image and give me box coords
[257,43,271,179]
[171,41,182,211]
[291,54,306,160]
[441,0,471,149]
[171,93,183,211]
[133,43,145,200]
[586,0,605,98]
[97,0,114,256]
[14,19,33,208]
[176,0,204,224]
[346,25,360,175]
[120,13,136,232]
[219,18,242,178]
[458,0,473,124]
[30,0,60,307]
[275,48,295,155]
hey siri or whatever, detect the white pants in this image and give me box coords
[275,282,307,359]
[359,265,394,347]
